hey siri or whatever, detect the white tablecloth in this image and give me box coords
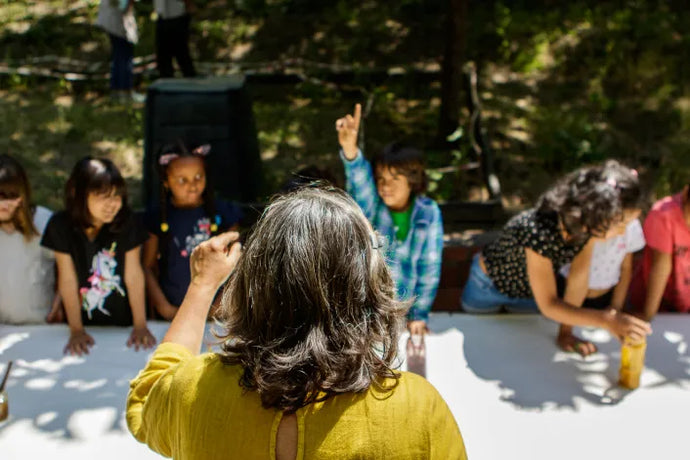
[0,314,688,459]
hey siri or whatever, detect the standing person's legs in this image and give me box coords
[173,14,197,77]
[156,18,175,78]
[109,33,123,90]
[109,33,134,91]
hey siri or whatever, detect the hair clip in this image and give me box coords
[160,222,169,233]
[370,233,385,249]
[193,144,211,157]
[159,153,179,166]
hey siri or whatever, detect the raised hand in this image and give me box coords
[189,231,242,292]
[335,103,362,160]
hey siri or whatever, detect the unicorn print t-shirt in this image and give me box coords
[145,199,242,307]
[41,211,148,326]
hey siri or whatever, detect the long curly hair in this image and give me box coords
[214,186,407,413]
[537,160,642,242]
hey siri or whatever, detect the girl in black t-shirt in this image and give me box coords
[41,157,156,356]
[461,161,651,355]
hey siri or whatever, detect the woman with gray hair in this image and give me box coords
[127,186,466,459]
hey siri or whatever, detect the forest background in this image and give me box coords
[1,0,688,217]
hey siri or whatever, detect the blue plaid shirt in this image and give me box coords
[341,150,444,321]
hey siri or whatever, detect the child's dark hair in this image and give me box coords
[65,157,130,231]
[537,160,641,242]
[0,154,38,240]
[373,142,428,194]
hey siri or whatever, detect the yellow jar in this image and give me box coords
[619,338,646,389]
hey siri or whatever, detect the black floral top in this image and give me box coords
[482,209,587,298]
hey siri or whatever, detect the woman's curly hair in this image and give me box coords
[537,160,642,242]
[214,186,407,413]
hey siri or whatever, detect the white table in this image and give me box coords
[1,315,688,459]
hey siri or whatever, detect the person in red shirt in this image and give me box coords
[630,185,690,318]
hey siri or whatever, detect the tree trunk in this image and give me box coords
[438,0,468,144]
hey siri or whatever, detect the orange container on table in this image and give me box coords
[619,337,646,389]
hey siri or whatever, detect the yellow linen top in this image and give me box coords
[127,342,467,460]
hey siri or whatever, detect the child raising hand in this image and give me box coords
[336,104,443,337]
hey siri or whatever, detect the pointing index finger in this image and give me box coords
[353,103,362,131]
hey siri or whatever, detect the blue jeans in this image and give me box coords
[109,34,134,90]
[461,254,539,313]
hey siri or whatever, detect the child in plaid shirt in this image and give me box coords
[336,104,443,337]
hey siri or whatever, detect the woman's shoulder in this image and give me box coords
[171,349,244,389]
[145,344,245,396]
[364,371,449,411]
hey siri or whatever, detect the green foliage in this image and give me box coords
[2,0,690,207]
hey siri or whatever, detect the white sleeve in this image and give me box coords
[625,219,646,253]
[33,206,53,235]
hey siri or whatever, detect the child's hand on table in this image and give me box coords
[65,329,95,356]
[128,326,157,351]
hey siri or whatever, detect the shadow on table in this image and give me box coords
[0,326,161,439]
[642,320,690,389]
[437,315,690,411]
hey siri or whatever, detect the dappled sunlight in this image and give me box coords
[429,314,690,412]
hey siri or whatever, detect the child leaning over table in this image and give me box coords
[336,104,443,337]
[557,171,645,355]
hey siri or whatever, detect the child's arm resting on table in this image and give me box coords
[408,205,444,332]
[526,247,651,342]
[643,249,672,320]
[142,234,179,320]
[124,246,156,350]
[54,252,94,356]
[610,252,634,310]
[559,238,596,355]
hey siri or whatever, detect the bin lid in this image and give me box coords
[148,75,246,93]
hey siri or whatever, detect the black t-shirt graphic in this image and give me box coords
[41,211,148,326]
